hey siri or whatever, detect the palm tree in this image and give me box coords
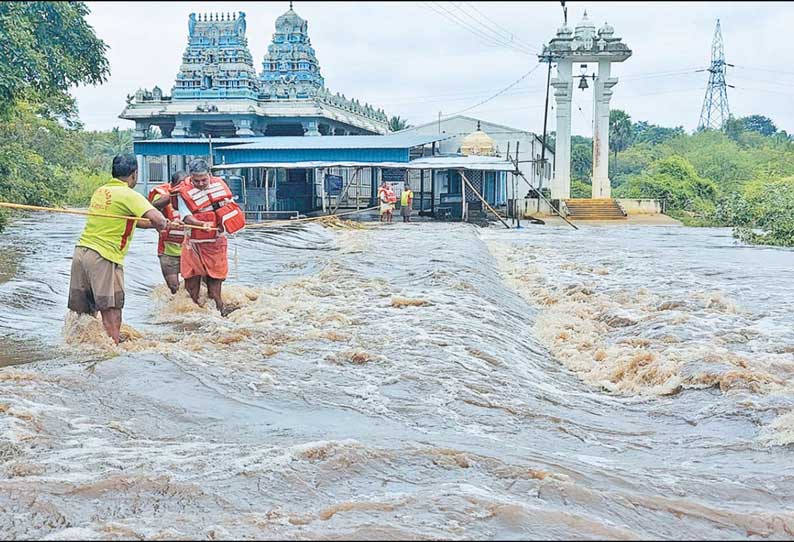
[99,127,133,156]
[609,109,633,174]
[388,115,410,132]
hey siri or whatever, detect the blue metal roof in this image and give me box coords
[217,147,410,164]
[135,137,271,146]
[217,134,450,151]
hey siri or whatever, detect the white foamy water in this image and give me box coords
[1,215,793,539]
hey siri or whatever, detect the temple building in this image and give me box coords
[120,4,389,139]
[123,5,527,221]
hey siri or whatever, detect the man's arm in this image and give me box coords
[176,194,213,229]
[140,208,168,231]
[151,193,170,211]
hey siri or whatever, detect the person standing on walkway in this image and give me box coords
[148,170,188,294]
[176,159,245,316]
[400,183,414,222]
[68,154,169,344]
[379,181,396,224]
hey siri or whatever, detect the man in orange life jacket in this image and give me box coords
[176,158,246,316]
[148,170,188,294]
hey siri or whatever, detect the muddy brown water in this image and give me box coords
[0,214,793,540]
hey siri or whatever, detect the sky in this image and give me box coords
[73,1,794,136]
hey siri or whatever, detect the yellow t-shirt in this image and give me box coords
[77,180,154,265]
[152,193,182,258]
[401,189,413,206]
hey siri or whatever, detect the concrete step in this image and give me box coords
[564,198,626,220]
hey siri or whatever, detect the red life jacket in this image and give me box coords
[179,176,245,241]
[385,187,397,204]
[148,182,184,255]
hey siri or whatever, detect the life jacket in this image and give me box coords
[179,176,245,241]
[148,182,184,255]
[385,187,397,204]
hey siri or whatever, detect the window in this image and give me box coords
[437,170,449,193]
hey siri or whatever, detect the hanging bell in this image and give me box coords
[578,75,589,91]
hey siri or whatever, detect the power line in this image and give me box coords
[442,63,544,119]
[733,65,794,78]
[420,2,502,50]
[421,1,532,56]
[732,86,794,97]
[621,68,704,82]
[453,1,537,54]
[445,2,537,55]
[728,74,793,89]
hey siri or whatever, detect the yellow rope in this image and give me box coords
[0,201,379,233]
[0,201,216,231]
[243,205,380,230]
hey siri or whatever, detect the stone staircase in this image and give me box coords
[564,198,627,220]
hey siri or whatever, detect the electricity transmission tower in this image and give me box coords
[698,19,732,131]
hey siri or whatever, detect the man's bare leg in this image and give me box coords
[185,276,202,305]
[99,308,122,344]
[205,277,225,315]
[164,272,180,295]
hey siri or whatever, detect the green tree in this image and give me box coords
[614,155,718,222]
[741,115,778,137]
[0,2,109,123]
[99,127,134,157]
[724,115,745,142]
[571,142,592,181]
[0,1,114,231]
[388,116,410,132]
[716,177,794,247]
[632,121,685,146]
[609,109,633,173]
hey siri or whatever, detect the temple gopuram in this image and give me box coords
[120,4,389,139]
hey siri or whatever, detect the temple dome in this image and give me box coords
[276,5,306,31]
[574,11,596,40]
[461,123,497,156]
[556,23,573,38]
[598,21,615,38]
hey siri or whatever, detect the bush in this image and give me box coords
[65,170,113,207]
[614,155,718,220]
[571,178,591,198]
[716,177,794,246]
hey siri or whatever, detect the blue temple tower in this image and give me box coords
[172,12,259,101]
[259,5,325,100]
[120,4,389,138]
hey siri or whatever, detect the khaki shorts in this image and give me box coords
[159,254,181,277]
[68,247,124,314]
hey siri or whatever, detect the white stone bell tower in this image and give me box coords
[539,11,631,200]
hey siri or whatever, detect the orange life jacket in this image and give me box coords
[179,177,245,241]
[378,186,397,204]
[148,182,184,255]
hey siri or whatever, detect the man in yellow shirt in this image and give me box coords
[149,170,188,294]
[68,154,169,344]
[400,184,414,222]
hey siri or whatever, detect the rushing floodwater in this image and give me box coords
[0,214,793,540]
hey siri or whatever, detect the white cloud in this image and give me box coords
[73,1,794,135]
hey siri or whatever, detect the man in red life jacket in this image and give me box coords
[176,158,246,316]
[378,181,397,223]
[148,170,188,294]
